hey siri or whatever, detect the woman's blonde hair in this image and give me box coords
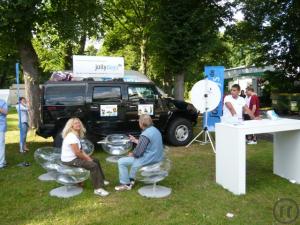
[62,118,86,138]
[139,114,153,129]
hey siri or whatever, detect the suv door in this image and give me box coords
[86,84,126,137]
[125,84,166,133]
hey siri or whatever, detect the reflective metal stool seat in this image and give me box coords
[136,158,172,198]
[80,138,95,156]
[34,139,94,198]
[34,147,61,181]
[49,161,90,198]
[98,134,132,163]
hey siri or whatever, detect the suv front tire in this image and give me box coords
[166,117,193,146]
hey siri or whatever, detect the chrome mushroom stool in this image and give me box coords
[80,138,95,156]
[50,139,94,198]
[34,139,94,181]
[49,161,90,198]
[34,147,61,181]
[136,158,172,198]
[98,134,132,163]
[34,139,94,198]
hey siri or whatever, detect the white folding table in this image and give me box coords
[215,118,300,195]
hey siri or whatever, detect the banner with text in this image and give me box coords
[203,66,224,131]
[73,55,124,78]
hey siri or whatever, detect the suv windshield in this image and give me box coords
[128,86,155,101]
[156,86,168,97]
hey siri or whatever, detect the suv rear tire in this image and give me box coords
[53,130,63,148]
[166,117,193,146]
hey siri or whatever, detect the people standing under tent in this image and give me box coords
[223,84,259,122]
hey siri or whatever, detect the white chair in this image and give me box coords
[136,158,172,198]
[98,134,132,163]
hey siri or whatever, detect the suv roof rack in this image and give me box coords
[48,70,153,83]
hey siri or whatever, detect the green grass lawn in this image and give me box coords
[1,109,299,225]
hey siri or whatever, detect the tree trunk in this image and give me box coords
[163,70,173,96]
[139,38,147,75]
[78,34,86,55]
[18,40,41,129]
[174,72,185,100]
[64,41,73,70]
[163,79,173,96]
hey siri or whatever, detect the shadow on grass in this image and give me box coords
[1,141,115,225]
[1,139,300,225]
[245,141,298,195]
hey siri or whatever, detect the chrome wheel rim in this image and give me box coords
[175,125,189,141]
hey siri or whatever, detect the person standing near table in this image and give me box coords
[240,90,246,98]
[16,97,29,152]
[223,84,258,121]
[244,86,260,144]
[0,98,8,169]
[245,86,260,118]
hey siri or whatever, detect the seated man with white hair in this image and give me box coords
[115,114,164,191]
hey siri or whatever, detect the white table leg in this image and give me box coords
[274,130,300,183]
[216,125,246,195]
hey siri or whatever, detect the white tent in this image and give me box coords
[0,89,10,104]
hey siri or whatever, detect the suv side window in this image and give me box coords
[128,86,155,101]
[45,85,85,105]
[93,86,121,102]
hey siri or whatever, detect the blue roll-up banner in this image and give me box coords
[203,66,224,131]
[16,62,23,151]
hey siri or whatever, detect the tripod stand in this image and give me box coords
[186,109,216,153]
[186,79,216,153]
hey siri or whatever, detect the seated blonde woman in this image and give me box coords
[61,118,109,197]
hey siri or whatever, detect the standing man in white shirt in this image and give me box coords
[16,97,29,153]
[223,84,258,121]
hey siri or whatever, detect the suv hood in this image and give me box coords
[165,97,198,114]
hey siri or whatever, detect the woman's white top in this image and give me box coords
[61,132,81,162]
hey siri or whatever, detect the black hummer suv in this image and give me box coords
[36,73,198,147]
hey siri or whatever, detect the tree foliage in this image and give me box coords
[0,0,103,127]
[150,0,233,99]
[99,21,141,71]
[229,0,300,80]
[101,0,234,99]
[102,0,159,74]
